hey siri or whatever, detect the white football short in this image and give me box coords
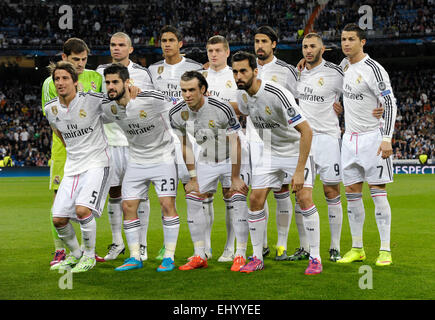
[52,166,112,219]
[122,161,178,200]
[251,154,315,191]
[108,145,129,187]
[311,133,342,185]
[196,160,251,194]
[341,130,394,186]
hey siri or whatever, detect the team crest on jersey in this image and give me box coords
[356,75,362,84]
[343,64,349,72]
[271,75,278,82]
[79,109,87,118]
[318,77,324,86]
[265,106,272,115]
[140,110,147,119]
[226,80,232,88]
[158,66,164,74]
[181,111,189,121]
[111,105,118,115]
[242,93,248,104]
[77,83,84,92]
[53,175,60,185]
[91,81,96,91]
[51,105,58,116]
[208,120,215,128]
[203,71,208,78]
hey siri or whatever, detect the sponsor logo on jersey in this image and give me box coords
[226,80,232,88]
[318,77,324,86]
[265,106,272,115]
[158,66,164,74]
[208,120,215,128]
[51,105,58,116]
[181,111,189,121]
[111,105,118,115]
[140,110,147,119]
[79,109,87,118]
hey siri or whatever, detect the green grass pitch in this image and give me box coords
[0,175,433,300]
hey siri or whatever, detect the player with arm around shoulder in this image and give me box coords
[232,51,322,275]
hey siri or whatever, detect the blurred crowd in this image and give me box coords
[0,0,433,49]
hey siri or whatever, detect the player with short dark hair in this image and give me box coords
[232,51,323,275]
[337,23,397,267]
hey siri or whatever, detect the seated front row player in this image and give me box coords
[102,63,181,272]
[231,51,323,275]
[169,71,250,272]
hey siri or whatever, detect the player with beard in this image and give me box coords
[232,51,323,275]
[96,32,154,263]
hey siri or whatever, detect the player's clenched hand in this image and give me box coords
[128,85,141,99]
[291,170,305,192]
[377,141,393,159]
[372,105,384,119]
[185,178,200,194]
[333,101,343,115]
[230,176,249,195]
[296,58,306,71]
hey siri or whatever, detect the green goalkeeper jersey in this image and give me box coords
[41,69,102,161]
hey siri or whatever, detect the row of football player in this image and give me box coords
[45,23,396,274]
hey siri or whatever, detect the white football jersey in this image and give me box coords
[169,96,241,163]
[340,55,397,137]
[101,90,176,165]
[257,56,298,96]
[296,59,343,138]
[237,80,306,158]
[149,56,203,100]
[201,66,237,103]
[96,60,155,147]
[44,92,110,176]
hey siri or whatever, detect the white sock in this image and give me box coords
[202,196,214,252]
[274,191,292,249]
[231,193,249,258]
[301,205,321,261]
[137,199,150,247]
[223,197,235,254]
[56,222,82,258]
[370,189,391,251]
[186,193,206,259]
[162,215,180,260]
[108,197,123,245]
[123,219,141,260]
[326,195,343,251]
[248,208,266,261]
[295,201,309,251]
[78,214,97,258]
[345,193,365,249]
[262,199,269,248]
